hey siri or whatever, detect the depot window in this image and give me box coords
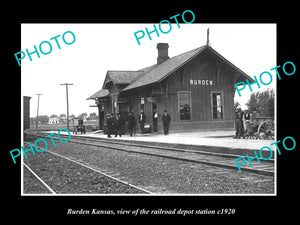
[212,92,224,120]
[178,91,191,120]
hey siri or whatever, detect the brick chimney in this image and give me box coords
[157,43,169,64]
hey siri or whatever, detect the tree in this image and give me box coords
[30,115,49,124]
[246,92,259,113]
[59,114,66,119]
[263,89,274,117]
[89,112,97,119]
[39,115,49,124]
[234,101,241,111]
[246,89,274,117]
[78,113,88,120]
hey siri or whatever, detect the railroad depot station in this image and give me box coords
[87,42,254,134]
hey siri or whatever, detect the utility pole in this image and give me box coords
[60,83,73,130]
[35,93,42,133]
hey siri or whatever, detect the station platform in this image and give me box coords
[43,129,276,155]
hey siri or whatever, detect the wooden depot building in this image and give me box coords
[87,41,254,133]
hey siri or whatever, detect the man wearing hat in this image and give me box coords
[138,109,146,134]
[106,113,113,138]
[114,113,123,137]
[235,105,245,139]
[152,109,158,132]
[161,110,171,135]
[127,111,136,137]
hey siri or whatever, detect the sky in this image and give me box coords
[21,23,276,118]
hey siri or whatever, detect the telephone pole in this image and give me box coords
[35,93,42,133]
[60,83,73,130]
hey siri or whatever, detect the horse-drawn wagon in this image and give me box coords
[244,116,274,140]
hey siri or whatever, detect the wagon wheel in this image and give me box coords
[257,121,274,140]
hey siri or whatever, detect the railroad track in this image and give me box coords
[23,163,56,194]
[23,141,152,194]
[25,132,275,177]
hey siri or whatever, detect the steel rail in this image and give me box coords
[29,132,275,162]
[72,135,275,162]
[25,133,274,176]
[23,162,56,194]
[46,150,153,194]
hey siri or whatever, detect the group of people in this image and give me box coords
[106,109,171,138]
[234,105,254,139]
[106,113,124,138]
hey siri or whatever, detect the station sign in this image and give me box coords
[190,79,213,86]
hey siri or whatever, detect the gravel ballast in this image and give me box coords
[23,142,146,194]
[24,138,274,194]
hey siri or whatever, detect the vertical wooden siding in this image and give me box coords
[163,50,235,124]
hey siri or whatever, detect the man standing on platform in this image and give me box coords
[114,113,123,137]
[235,105,245,139]
[162,110,171,135]
[138,109,146,134]
[106,113,113,138]
[153,109,158,132]
[127,111,136,137]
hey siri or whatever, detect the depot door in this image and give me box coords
[119,103,129,121]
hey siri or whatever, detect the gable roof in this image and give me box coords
[122,46,207,92]
[87,44,255,100]
[122,45,255,92]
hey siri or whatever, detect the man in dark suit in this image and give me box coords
[114,113,123,137]
[162,110,171,135]
[235,106,245,139]
[138,109,146,134]
[153,109,158,132]
[127,111,136,137]
[106,113,113,138]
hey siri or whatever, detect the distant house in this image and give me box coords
[69,115,76,120]
[59,114,67,124]
[49,115,59,124]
